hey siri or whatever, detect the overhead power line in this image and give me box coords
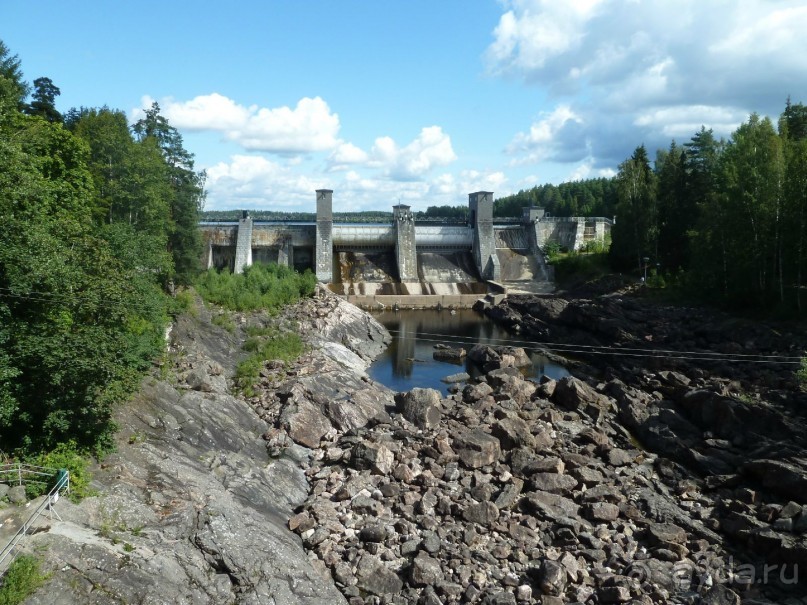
[384,328,804,366]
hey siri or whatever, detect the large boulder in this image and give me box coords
[282,400,332,448]
[552,376,611,412]
[395,388,442,429]
[356,554,403,595]
[453,430,501,469]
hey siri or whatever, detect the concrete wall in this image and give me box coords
[315,189,334,282]
[532,216,612,251]
[233,215,253,274]
[469,191,500,281]
[198,194,611,286]
[413,225,473,249]
[332,224,395,247]
[345,294,484,310]
[393,205,418,281]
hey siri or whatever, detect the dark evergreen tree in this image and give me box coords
[133,102,206,284]
[610,145,657,270]
[655,142,689,270]
[0,39,29,112]
[24,76,62,122]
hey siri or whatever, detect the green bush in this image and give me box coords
[194,263,316,313]
[551,251,611,285]
[0,555,48,605]
[543,241,563,262]
[24,441,95,501]
[169,289,197,317]
[211,312,236,333]
[798,358,807,391]
[646,268,667,289]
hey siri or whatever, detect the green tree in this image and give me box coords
[70,107,172,241]
[133,102,206,283]
[610,145,657,270]
[780,100,807,311]
[0,39,28,113]
[0,105,169,453]
[655,142,689,270]
[24,76,62,123]
[719,114,784,304]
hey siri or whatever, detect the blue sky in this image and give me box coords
[4,1,807,212]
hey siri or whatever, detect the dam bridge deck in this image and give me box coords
[199,190,611,297]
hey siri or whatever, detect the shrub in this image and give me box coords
[235,328,305,396]
[24,441,95,501]
[194,263,316,313]
[0,555,48,605]
[543,242,563,262]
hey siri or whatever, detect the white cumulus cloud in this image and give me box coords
[369,126,458,180]
[489,0,807,171]
[507,105,586,164]
[135,94,341,154]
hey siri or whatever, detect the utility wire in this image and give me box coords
[386,328,804,360]
[385,329,804,366]
[2,287,802,366]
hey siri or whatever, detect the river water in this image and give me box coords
[367,309,569,395]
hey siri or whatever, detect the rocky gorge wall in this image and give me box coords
[17,290,391,605]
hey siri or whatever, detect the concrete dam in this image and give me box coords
[199,190,612,304]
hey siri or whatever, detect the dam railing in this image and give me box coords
[0,464,70,575]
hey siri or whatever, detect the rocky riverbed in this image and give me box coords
[262,287,807,604]
[12,285,807,604]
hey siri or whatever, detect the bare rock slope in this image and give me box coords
[21,291,389,605]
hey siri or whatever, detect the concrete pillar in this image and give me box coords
[315,189,333,282]
[469,191,500,281]
[573,220,586,251]
[393,204,418,282]
[595,220,607,243]
[278,238,294,268]
[523,206,545,223]
[233,211,253,274]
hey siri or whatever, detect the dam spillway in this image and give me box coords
[199,190,613,302]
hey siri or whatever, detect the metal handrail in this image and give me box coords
[0,464,70,574]
[537,216,614,224]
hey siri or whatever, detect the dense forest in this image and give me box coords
[609,101,807,313]
[493,178,618,218]
[0,40,206,455]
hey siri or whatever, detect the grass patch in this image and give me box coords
[211,312,236,333]
[235,327,305,396]
[798,358,807,391]
[0,555,48,605]
[169,289,198,317]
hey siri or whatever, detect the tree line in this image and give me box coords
[610,100,807,313]
[493,178,618,219]
[0,40,205,454]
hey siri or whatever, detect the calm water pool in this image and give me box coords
[367,309,569,395]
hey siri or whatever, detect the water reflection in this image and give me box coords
[368,309,569,395]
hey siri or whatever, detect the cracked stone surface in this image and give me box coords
[21,294,358,605]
